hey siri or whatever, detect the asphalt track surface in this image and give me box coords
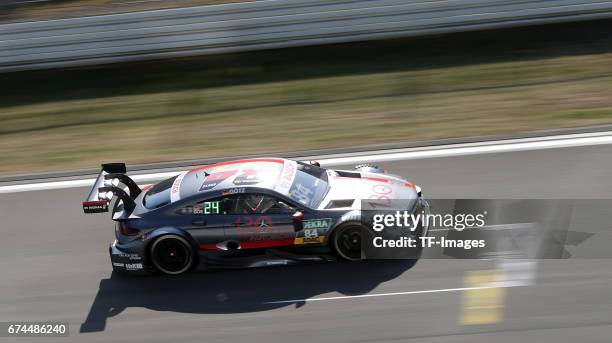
[2,140,612,342]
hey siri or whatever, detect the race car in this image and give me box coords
[82,158,428,275]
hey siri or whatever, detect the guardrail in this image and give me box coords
[2,0,612,72]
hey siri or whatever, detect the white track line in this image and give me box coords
[264,285,509,304]
[318,130,612,165]
[2,131,612,194]
[0,172,179,194]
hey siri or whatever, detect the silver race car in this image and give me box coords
[82,158,428,275]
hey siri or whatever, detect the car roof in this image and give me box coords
[170,158,298,203]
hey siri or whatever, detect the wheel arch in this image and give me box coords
[328,210,364,242]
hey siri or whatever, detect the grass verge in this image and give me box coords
[1,20,612,175]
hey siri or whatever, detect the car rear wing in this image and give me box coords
[82,163,141,214]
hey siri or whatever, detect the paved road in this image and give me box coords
[1,143,612,342]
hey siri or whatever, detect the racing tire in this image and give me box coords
[150,235,195,275]
[332,223,368,261]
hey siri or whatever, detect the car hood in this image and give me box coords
[317,170,419,211]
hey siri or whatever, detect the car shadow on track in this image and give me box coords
[80,259,417,332]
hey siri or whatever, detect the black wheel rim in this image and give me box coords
[336,226,362,260]
[152,237,192,274]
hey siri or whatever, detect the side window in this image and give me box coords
[177,196,235,215]
[233,193,296,214]
[267,198,297,215]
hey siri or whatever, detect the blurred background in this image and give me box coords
[1,2,612,343]
[2,0,612,176]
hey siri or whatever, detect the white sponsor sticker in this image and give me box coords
[119,253,142,260]
[275,160,297,195]
[125,263,143,270]
[170,171,188,203]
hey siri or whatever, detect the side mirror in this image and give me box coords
[292,211,305,221]
[292,211,304,232]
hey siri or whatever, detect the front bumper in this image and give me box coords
[109,240,149,275]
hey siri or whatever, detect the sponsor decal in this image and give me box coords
[118,253,142,260]
[259,218,270,228]
[223,187,246,195]
[302,218,332,230]
[125,263,143,270]
[275,160,297,194]
[289,183,314,205]
[233,216,295,243]
[294,235,326,244]
[170,171,188,203]
[235,216,274,240]
[367,183,394,208]
[199,170,238,191]
[82,200,108,213]
[294,220,331,245]
[233,169,262,186]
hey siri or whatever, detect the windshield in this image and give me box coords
[287,162,329,208]
[142,175,178,209]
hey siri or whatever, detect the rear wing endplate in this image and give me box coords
[82,163,139,214]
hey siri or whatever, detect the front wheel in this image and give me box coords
[332,223,366,261]
[150,235,195,275]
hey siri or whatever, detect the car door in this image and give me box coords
[174,197,227,250]
[222,192,299,249]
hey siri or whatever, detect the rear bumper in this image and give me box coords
[109,240,149,275]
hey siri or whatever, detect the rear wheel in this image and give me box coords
[150,235,195,275]
[333,224,365,261]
